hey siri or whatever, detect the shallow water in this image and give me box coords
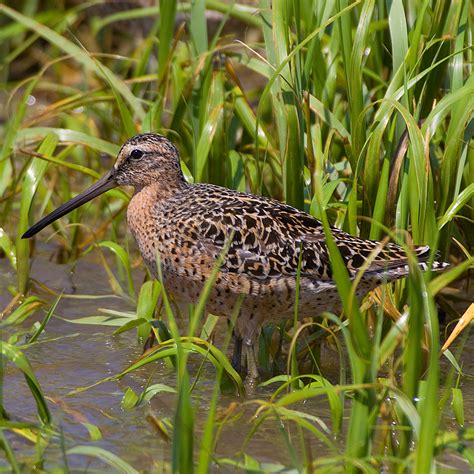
[1,245,338,471]
[1,244,472,471]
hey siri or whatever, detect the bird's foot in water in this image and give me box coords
[243,339,260,390]
[231,334,260,390]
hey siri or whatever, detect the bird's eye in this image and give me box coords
[130,149,143,159]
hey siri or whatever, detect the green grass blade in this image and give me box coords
[17,133,58,293]
[0,4,145,120]
[28,294,61,344]
[66,446,139,474]
[0,227,17,270]
[413,277,440,471]
[135,280,161,342]
[0,341,51,425]
[15,127,120,155]
[97,241,136,299]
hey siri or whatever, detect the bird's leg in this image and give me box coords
[143,330,156,352]
[231,331,243,374]
[235,314,261,383]
[143,295,164,353]
[243,336,259,384]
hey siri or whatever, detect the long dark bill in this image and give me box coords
[22,171,118,239]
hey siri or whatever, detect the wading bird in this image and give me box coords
[23,133,447,380]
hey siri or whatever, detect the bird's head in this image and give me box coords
[22,133,185,238]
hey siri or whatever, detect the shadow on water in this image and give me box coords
[1,244,344,470]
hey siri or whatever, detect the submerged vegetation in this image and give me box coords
[0,0,473,471]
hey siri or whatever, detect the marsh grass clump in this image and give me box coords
[0,1,472,472]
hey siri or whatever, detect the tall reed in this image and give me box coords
[0,1,472,471]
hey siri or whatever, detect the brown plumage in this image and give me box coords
[23,133,448,379]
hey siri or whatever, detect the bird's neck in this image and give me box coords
[132,178,189,203]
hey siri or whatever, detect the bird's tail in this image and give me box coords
[365,244,449,282]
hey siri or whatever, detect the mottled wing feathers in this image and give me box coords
[178,184,434,283]
[330,231,432,275]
